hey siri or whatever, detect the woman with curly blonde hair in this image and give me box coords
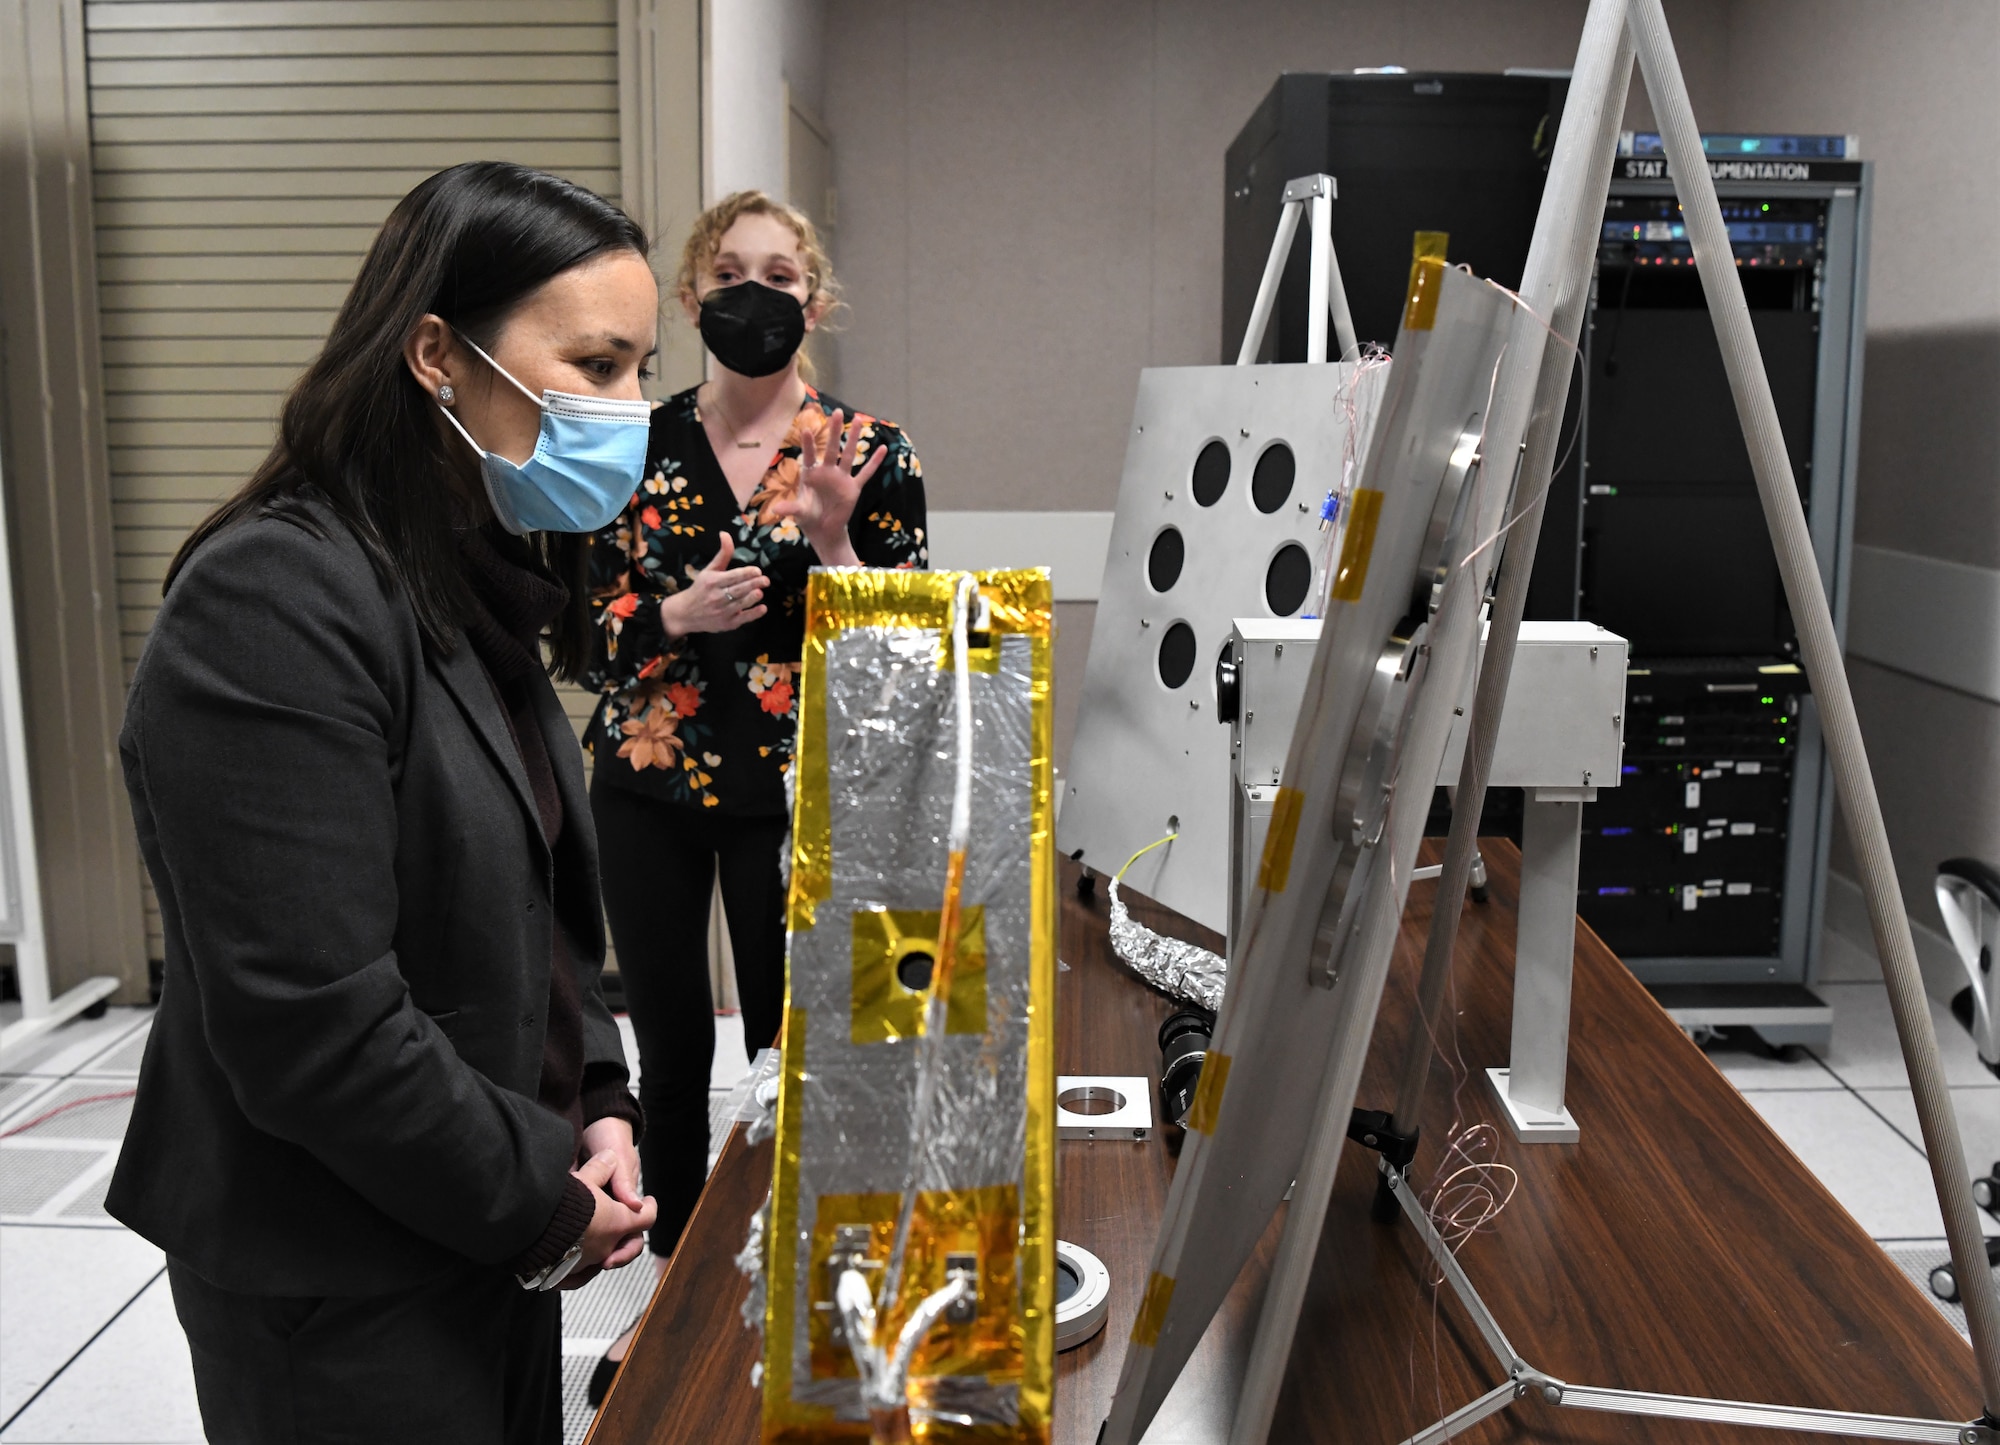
[580,190,925,1400]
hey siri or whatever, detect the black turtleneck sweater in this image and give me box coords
[460,528,642,1274]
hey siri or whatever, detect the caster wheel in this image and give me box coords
[1931,1263,1960,1303]
[1469,884,1489,905]
[1075,871,1097,903]
[81,998,109,1020]
[1973,1174,1997,1214]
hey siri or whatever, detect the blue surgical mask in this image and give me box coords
[437,338,651,535]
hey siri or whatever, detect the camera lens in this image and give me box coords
[1158,1008,1215,1127]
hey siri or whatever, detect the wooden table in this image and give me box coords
[590,844,1979,1444]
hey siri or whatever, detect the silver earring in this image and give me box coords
[438,384,455,405]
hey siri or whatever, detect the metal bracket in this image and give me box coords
[1280,175,1336,203]
[944,1252,978,1325]
[1346,1108,1419,1170]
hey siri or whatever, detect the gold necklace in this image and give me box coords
[706,383,789,449]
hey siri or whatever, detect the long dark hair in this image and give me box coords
[167,161,649,680]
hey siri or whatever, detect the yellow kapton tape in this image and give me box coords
[849,906,988,1043]
[1256,787,1304,894]
[1184,1050,1231,1135]
[1131,1271,1176,1349]
[803,1184,1020,1384]
[1330,488,1384,604]
[1403,243,1449,332]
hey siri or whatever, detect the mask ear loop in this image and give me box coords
[433,329,547,461]
[436,400,489,459]
[457,334,548,409]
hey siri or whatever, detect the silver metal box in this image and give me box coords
[1226,619,1628,943]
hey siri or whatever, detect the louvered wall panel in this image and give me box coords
[86,0,622,959]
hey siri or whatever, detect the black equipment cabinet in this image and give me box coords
[1223,72,1569,360]
[1529,155,1871,1012]
[1223,79,1872,1025]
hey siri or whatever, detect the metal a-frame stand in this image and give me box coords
[1235,173,1360,365]
[1101,2,2000,1442]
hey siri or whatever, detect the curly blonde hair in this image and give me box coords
[677,191,840,379]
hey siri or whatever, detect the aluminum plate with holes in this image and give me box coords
[1058,361,1390,936]
[1054,1075,1154,1141]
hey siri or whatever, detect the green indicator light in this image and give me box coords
[1778,736,1788,745]
[1760,696,1774,704]
[1761,203,1770,211]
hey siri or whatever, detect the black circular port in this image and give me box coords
[896,950,934,991]
[1251,442,1296,513]
[1191,440,1230,507]
[1147,526,1185,592]
[1056,1256,1081,1304]
[1158,621,1197,688]
[1265,543,1313,616]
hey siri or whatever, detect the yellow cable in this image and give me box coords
[1116,831,1179,882]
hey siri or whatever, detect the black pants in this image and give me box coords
[591,777,787,1256]
[167,1257,560,1445]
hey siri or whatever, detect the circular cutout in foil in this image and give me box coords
[896,949,935,991]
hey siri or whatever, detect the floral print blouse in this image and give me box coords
[583,385,928,817]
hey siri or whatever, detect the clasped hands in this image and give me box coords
[565,1117,655,1289]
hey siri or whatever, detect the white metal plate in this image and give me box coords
[1054,1075,1153,1141]
[1103,263,1524,1445]
[1058,362,1388,934]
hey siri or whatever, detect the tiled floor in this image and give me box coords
[1,982,1993,1442]
[1704,982,2000,1245]
[0,1007,751,1445]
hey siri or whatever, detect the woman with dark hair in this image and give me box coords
[107,161,659,1445]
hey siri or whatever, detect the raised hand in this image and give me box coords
[771,409,887,565]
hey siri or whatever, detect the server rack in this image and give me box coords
[1527,149,1870,1035]
[1221,81,1870,1040]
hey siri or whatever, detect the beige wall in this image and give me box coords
[1709,0,2000,924]
[708,0,827,202]
[821,0,1732,515]
[0,0,150,1000]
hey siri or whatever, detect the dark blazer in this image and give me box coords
[107,501,626,1297]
